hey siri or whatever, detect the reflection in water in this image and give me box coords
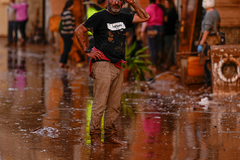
[142,101,161,144]
[8,49,17,69]
[40,69,76,158]
[130,99,166,160]
[1,47,240,159]
[60,71,72,101]
[58,70,75,159]
[89,146,126,160]
[8,49,26,70]
[8,48,27,94]
[40,66,90,159]
[142,110,161,159]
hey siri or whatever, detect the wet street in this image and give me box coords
[0,41,240,160]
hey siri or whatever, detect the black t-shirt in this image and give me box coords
[83,10,134,63]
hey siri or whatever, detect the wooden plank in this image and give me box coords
[215,1,240,27]
[178,0,200,52]
[188,0,199,52]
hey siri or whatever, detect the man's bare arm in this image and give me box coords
[74,24,103,60]
[74,24,88,52]
[125,0,150,23]
[200,30,210,45]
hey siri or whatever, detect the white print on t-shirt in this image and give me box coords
[107,22,126,31]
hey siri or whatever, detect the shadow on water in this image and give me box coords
[0,47,240,159]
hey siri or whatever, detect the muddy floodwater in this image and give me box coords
[0,45,240,160]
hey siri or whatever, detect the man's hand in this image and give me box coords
[197,45,203,53]
[86,50,103,61]
[128,0,150,23]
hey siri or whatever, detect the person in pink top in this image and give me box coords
[141,0,164,70]
[9,0,28,46]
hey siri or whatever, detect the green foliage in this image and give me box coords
[124,41,153,81]
[121,92,141,118]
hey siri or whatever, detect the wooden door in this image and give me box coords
[178,0,201,52]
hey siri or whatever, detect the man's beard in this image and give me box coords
[108,4,121,14]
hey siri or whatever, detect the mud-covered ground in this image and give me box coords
[0,39,240,160]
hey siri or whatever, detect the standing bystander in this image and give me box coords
[6,0,17,46]
[163,0,178,67]
[74,0,150,147]
[140,0,164,70]
[59,0,75,68]
[9,0,28,47]
[197,0,220,92]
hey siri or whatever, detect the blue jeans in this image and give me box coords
[8,21,17,43]
[60,34,73,64]
[146,25,163,66]
[203,45,212,87]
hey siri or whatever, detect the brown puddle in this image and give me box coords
[0,47,239,159]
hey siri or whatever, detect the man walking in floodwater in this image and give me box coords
[75,0,150,147]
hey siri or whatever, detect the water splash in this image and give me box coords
[31,127,59,138]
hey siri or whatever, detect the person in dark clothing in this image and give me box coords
[9,0,28,46]
[163,0,178,66]
[59,0,75,68]
[86,0,107,49]
[6,0,17,46]
[75,0,150,147]
[86,0,107,62]
[197,0,220,92]
[157,2,166,17]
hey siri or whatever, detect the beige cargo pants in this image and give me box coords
[90,61,123,134]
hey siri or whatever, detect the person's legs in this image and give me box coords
[90,62,111,133]
[104,65,123,132]
[199,45,212,92]
[90,62,112,146]
[164,35,175,65]
[104,65,127,145]
[19,21,24,40]
[204,60,212,87]
[203,45,212,88]
[20,20,27,40]
[19,19,27,46]
[147,36,156,64]
[199,60,212,92]
[13,21,18,45]
[146,27,158,65]
[22,19,27,40]
[155,25,163,67]
[15,22,20,45]
[7,21,14,45]
[146,26,163,69]
[59,34,73,66]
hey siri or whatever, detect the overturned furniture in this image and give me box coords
[177,52,205,87]
[211,45,240,95]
